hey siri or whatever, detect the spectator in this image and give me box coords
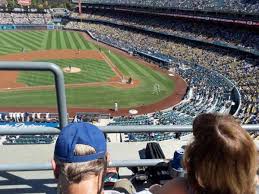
[183,113,257,194]
[73,0,259,14]
[52,122,136,194]
[65,21,258,124]
[149,113,257,194]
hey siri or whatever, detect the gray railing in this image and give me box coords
[0,62,258,172]
[0,124,259,171]
[0,62,68,129]
[0,124,259,135]
[0,159,168,171]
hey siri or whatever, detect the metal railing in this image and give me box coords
[0,62,258,172]
[0,124,259,171]
[0,62,68,129]
[0,124,259,135]
[0,159,168,171]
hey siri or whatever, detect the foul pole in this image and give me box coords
[78,0,82,15]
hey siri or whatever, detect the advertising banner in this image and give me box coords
[0,25,16,30]
[0,122,59,128]
[17,0,31,6]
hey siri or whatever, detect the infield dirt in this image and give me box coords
[0,33,187,116]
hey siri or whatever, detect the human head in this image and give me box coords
[52,122,107,194]
[183,113,257,194]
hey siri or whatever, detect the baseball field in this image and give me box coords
[0,30,187,115]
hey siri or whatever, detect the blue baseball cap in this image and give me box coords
[54,122,107,163]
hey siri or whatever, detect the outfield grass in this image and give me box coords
[0,31,97,54]
[0,54,174,108]
[0,30,175,109]
[18,59,115,86]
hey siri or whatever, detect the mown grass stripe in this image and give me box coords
[126,60,152,78]
[87,41,98,50]
[30,31,45,36]
[0,51,11,55]
[59,31,67,49]
[51,30,57,49]
[107,52,131,76]
[74,32,88,50]
[56,59,115,79]
[63,31,72,49]
[56,31,61,49]
[77,33,91,50]
[0,46,21,52]
[122,58,147,78]
[0,32,22,48]
[0,33,25,50]
[66,32,77,49]
[46,31,52,49]
[126,59,165,83]
[70,32,81,49]
[0,49,20,55]
[139,62,169,83]
[5,32,39,50]
[9,32,42,48]
[19,31,43,40]
[4,33,36,50]
[18,31,44,43]
[116,54,168,83]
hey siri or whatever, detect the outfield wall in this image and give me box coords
[0,24,59,30]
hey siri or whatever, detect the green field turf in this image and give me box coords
[0,30,175,109]
[0,31,96,54]
[18,59,115,86]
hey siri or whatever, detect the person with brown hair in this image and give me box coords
[183,113,257,194]
[150,113,257,194]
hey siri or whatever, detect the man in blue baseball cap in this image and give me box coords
[52,122,123,194]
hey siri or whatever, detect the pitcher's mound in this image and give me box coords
[63,67,81,73]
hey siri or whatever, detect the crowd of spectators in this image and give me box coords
[70,12,259,53]
[3,134,55,145]
[0,112,59,123]
[0,12,13,24]
[0,12,52,25]
[0,112,59,145]
[65,21,258,125]
[107,62,234,141]
[28,13,46,24]
[81,0,259,14]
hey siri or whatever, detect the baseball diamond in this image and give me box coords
[0,30,187,116]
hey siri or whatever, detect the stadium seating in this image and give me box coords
[65,21,258,126]
[3,135,55,145]
[70,11,259,53]
[77,0,259,14]
[0,12,52,25]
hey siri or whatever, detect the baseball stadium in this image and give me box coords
[0,0,258,193]
[0,30,186,115]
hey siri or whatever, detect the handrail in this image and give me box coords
[0,62,258,172]
[0,62,68,129]
[0,124,258,135]
[0,159,168,171]
[0,122,258,172]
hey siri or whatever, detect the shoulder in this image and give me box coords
[104,189,152,194]
[155,178,190,194]
[135,190,152,194]
[104,190,125,194]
